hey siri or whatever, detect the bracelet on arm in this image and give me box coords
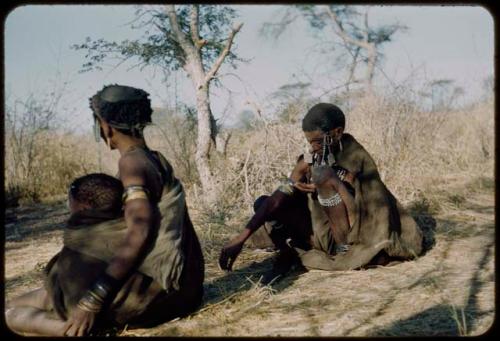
[276,178,296,196]
[336,169,347,182]
[122,185,150,204]
[334,243,350,254]
[318,192,343,207]
[77,273,119,313]
[77,293,103,313]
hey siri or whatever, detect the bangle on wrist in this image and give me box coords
[77,292,103,313]
[93,273,119,297]
[82,273,119,310]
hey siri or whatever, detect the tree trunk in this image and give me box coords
[194,83,218,203]
[166,4,242,205]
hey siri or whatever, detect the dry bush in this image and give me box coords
[205,93,494,226]
[202,122,303,217]
[4,105,195,206]
[346,94,494,205]
[5,131,118,205]
[4,86,119,205]
[145,108,199,185]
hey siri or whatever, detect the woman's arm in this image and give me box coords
[105,156,154,280]
[63,154,155,336]
[219,155,311,271]
[219,189,291,271]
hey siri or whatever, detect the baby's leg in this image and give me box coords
[6,306,66,336]
[6,287,67,336]
[6,287,52,310]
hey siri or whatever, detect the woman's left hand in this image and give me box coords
[63,306,96,336]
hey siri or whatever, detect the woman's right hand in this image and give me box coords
[290,156,316,193]
[219,239,244,271]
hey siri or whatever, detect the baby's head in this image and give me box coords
[68,173,123,216]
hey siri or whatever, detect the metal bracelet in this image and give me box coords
[88,290,105,304]
[89,274,117,304]
[77,302,101,313]
[77,295,102,313]
[336,169,346,182]
[318,192,342,207]
[334,244,350,254]
[82,292,104,309]
[122,185,150,203]
[277,182,294,196]
[93,281,112,300]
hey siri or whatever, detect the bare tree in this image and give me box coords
[262,5,407,94]
[269,81,314,123]
[72,5,244,204]
[420,79,464,112]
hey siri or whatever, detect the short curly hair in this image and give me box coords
[69,173,123,214]
[302,103,345,132]
[90,84,153,137]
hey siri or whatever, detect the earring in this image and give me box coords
[339,140,343,152]
[303,141,313,164]
[106,137,111,149]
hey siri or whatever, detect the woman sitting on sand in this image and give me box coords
[6,85,205,336]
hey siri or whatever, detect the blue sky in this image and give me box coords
[4,5,494,131]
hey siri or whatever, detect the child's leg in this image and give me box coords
[6,287,52,310]
[6,287,67,336]
[5,306,66,336]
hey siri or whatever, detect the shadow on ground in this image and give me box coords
[370,304,463,336]
[5,203,68,242]
[201,251,303,308]
[368,200,494,337]
[371,235,494,336]
[408,199,437,255]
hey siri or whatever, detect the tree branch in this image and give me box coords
[363,8,370,43]
[260,9,300,40]
[199,23,243,89]
[165,4,195,52]
[154,22,170,36]
[324,6,370,50]
[123,7,155,29]
[346,47,361,91]
[189,5,207,50]
[190,5,199,43]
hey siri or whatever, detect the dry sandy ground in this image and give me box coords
[4,177,495,336]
